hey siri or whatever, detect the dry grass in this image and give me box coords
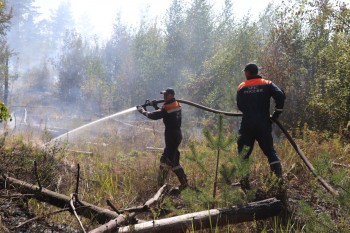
[0,119,349,232]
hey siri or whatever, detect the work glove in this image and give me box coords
[271,110,281,123]
[151,99,159,110]
[136,105,144,114]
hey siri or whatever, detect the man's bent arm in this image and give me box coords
[144,109,165,120]
[271,83,286,115]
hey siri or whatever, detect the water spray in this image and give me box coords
[42,98,337,196]
[42,107,137,148]
[141,99,338,196]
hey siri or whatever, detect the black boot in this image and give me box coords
[173,167,188,191]
[270,161,282,178]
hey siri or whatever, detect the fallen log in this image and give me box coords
[90,184,169,233]
[89,213,136,233]
[91,198,282,233]
[0,175,118,224]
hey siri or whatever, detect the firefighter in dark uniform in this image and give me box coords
[137,88,188,190]
[237,63,286,189]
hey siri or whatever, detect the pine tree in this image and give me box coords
[184,115,252,209]
[203,115,235,199]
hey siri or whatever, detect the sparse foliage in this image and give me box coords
[0,101,11,122]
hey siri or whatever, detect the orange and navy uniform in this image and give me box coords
[143,98,182,168]
[236,75,285,174]
[237,75,285,124]
[143,98,182,131]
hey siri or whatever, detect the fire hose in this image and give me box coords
[141,99,339,196]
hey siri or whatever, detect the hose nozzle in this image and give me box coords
[141,99,151,109]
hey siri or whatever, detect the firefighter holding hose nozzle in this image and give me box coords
[237,63,286,191]
[137,88,188,192]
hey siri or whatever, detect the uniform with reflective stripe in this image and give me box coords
[143,98,187,187]
[236,75,285,176]
[143,98,183,168]
[145,98,181,131]
[237,76,285,124]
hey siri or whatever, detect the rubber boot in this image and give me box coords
[157,165,170,188]
[270,162,282,178]
[173,167,188,191]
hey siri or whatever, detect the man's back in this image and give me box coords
[236,63,285,181]
[162,99,182,131]
[237,75,285,125]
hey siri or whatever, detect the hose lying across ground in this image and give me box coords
[147,99,339,196]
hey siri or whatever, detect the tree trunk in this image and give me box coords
[90,198,282,233]
[89,185,170,233]
[0,175,118,224]
[88,213,136,233]
[4,56,8,105]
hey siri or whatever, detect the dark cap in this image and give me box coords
[243,63,259,74]
[160,88,175,95]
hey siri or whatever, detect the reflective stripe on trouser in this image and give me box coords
[238,123,280,159]
[238,122,282,177]
[160,162,172,169]
[159,130,187,186]
[172,165,182,171]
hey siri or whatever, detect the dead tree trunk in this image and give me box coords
[88,213,136,233]
[0,175,118,224]
[91,198,282,233]
[90,184,169,233]
[4,56,9,105]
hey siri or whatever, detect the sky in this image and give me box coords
[33,0,274,39]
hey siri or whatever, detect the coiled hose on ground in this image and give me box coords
[146,99,338,196]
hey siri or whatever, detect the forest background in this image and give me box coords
[0,0,349,232]
[0,0,348,133]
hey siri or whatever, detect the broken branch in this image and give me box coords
[0,175,119,224]
[70,193,86,233]
[33,160,42,191]
[119,184,169,213]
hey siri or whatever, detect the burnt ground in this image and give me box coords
[0,140,80,233]
[0,189,79,233]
